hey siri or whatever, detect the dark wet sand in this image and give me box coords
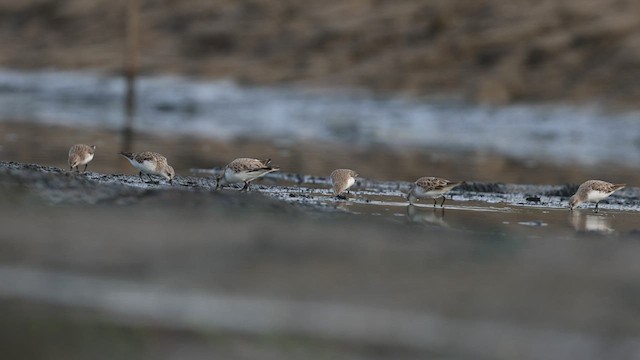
[1,161,640,360]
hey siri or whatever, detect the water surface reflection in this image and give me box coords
[348,198,638,237]
[570,211,615,234]
[406,205,449,228]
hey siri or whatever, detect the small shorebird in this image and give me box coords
[216,158,279,191]
[330,169,358,199]
[120,151,175,184]
[569,180,625,212]
[68,144,96,172]
[406,177,463,207]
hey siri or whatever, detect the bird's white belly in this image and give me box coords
[224,168,247,183]
[414,187,445,199]
[131,159,159,175]
[586,191,610,203]
[79,153,94,165]
[345,177,355,190]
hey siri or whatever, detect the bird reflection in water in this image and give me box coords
[406,204,449,228]
[570,211,614,234]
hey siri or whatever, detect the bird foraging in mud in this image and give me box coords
[406,177,463,207]
[216,158,279,191]
[330,169,358,199]
[68,144,96,173]
[569,180,625,212]
[120,151,175,185]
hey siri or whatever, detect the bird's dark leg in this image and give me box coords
[75,166,80,173]
[241,182,250,191]
[139,171,144,181]
[440,196,446,207]
[69,166,73,171]
[433,198,437,207]
[594,202,599,213]
[83,164,88,173]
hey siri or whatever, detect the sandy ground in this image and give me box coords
[1,161,640,359]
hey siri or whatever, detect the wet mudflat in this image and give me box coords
[257,171,640,235]
[4,160,640,231]
[1,161,640,360]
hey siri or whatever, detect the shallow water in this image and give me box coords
[255,180,640,236]
[362,201,638,235]
[1,69,640,167]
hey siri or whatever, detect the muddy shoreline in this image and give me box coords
[3,161,639,213]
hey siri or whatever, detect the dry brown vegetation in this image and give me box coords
[1,0,640,105]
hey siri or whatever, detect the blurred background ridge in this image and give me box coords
[0,0,639,106]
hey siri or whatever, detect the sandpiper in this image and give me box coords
[330,169,358,199]
[569,180,625,212]
[406,177,463,207]
[216,158,279,191]
[120,151,175,184]
[68,144,96,172]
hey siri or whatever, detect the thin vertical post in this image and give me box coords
[122,0,140,154]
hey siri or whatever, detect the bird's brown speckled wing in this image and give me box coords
[229,158,271,173]
[68,145,80,157]
[582,180,625,193]
[69,144,90,157]
[330,169,356,183]
[135,151,166,164]
[415,177,454,191]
